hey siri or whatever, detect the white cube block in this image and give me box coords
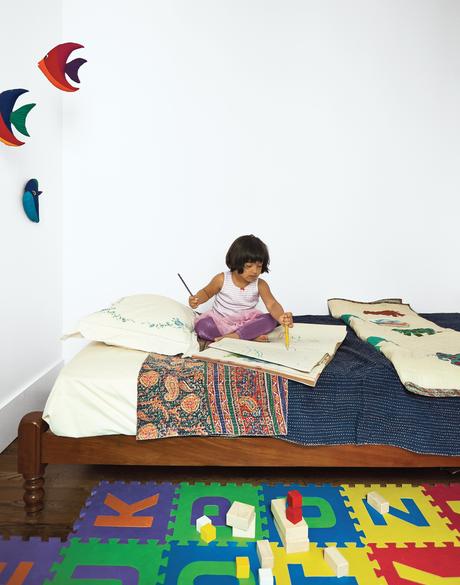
[232,513,256,538]
[258,567,274,585]
[324,546,348,577]
[195,515,211,533]
[226,501,256,530]
[367,491,389,515]
[257,539,274,569]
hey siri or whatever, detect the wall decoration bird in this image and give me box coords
[38,42,87,92]
[0,89,36,147]
[22,179,43,223]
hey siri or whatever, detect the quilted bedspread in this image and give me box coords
[137,353,288,440]
[284,313,460,455]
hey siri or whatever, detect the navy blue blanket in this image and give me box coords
[285,313,460,455]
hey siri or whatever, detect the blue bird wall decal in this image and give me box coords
[22,179,42,222]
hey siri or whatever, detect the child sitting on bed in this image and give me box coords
[190,234,293,342]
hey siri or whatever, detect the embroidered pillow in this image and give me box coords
[65,294,199,355]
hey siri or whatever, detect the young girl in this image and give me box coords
[190,234,293,342]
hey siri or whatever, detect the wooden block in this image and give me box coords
[287,489,303,509]
[324,546,348,577]
[258,567,274,585]
[232,513,255,538]
[227,501,256,530]
[274,519,307,543]
[367,491,389,515]
[195,514,211,532]
[285,538,310,554]
[274,517,309,553]
[257,540,274,569]
[235,556,250,579]
[286,506,303,524]
[271,498,308,540]
[200,522,216,543]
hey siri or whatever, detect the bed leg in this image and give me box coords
[17,411,48,514]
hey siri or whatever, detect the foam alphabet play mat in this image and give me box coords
[1,481,459,583]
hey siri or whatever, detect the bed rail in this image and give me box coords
[17,411,460,514]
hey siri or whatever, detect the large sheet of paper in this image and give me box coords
[210,324,347,371]
[194,323,347,386]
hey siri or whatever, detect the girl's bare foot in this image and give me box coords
[214,332,240,342]
[254,335,269,342]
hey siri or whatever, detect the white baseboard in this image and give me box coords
[0,361,63,454]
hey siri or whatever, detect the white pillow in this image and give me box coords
[64,294,199,356]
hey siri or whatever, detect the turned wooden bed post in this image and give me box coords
[17,411,48,514]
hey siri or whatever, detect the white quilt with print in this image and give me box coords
[328,298,460,397]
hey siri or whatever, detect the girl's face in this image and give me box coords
[241,261,263,282]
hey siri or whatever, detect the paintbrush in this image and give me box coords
[177,273,193,296]
[178,273,201,315]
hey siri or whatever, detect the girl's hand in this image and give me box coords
[278,312,293,327]
[189,295,200,309]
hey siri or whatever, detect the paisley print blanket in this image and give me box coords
[328,298,460,397]
[137,353,288,440]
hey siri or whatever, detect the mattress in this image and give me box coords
[43,314,460,455]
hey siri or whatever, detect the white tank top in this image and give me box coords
[212,271,259,317]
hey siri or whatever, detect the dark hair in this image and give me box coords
[225,235,270,274]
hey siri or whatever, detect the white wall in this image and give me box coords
[0,0,63,449]
[62,0,459,349]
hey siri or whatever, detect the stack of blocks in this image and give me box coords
[226,501,256,538]
[195,514,216,543]
[199,493,355,581]
[271,495,309,554]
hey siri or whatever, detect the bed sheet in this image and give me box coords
[43,342,147,437]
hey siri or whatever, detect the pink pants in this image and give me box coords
[195,309,278,341]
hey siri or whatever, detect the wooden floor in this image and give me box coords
[1,439,458,540]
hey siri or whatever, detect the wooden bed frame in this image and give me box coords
[17,411,460,514]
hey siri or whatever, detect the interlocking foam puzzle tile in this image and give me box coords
[270,542,385,585]
[340,483,458,546]
[369,542,460,584]
[170,482,268,545]
[44,537,169,585]
[0,536,63,584]
[7,482,460,584]
[422,483,460,540]
[161,541,259,584]
[261,483,365,547]
[72,480,178,543]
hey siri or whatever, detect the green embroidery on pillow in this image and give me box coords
[99,307,187,330]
